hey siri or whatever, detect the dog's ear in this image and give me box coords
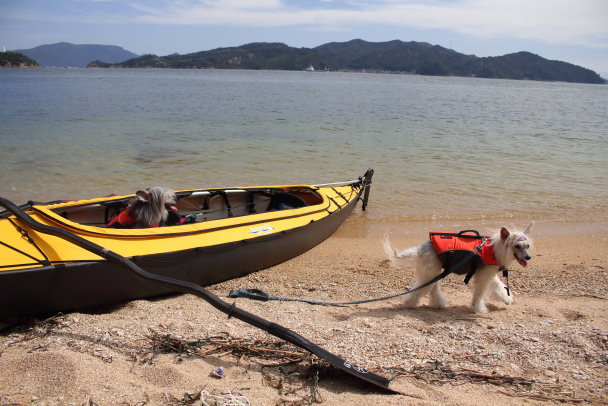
[500,227,510,240]
[136,190,149,202]
[524,222,534,235]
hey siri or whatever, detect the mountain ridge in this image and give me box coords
[91,39,603,84]
[13,42,138,68]
[13,40,604,83]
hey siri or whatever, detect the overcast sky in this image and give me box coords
[2,0,607,77]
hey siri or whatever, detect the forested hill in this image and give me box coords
[89,43,319,71]
[0,52,39,68]
[88,40,604,84]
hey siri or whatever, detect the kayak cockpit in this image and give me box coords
[48,187,324,227]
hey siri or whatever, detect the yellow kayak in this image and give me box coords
[0,170,373,318]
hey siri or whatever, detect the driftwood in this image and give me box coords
[144,328,308,365]
[145,328,325,405]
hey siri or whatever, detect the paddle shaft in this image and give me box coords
[0,196,392,391]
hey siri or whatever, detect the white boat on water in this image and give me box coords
[305,64,315,71]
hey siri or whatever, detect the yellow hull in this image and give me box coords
[0,171,372,317]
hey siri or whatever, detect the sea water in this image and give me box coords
[1,68,606,223]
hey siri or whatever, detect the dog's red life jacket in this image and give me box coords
[106,209,161,228]
[106,207,183,228]
[430,231,497,277]
[106,209,140,228]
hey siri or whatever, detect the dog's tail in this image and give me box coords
[383,233,419,267]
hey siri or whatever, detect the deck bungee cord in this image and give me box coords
[0,184,395,393]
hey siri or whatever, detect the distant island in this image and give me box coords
[0,52,39,68]
[7,40,604,83]
[13,42,138,68]
[88,40,604,84]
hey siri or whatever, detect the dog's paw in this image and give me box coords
[473,304,489,314]
[403,296,419,309]
[429,297,448,309]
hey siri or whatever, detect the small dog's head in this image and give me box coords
[494,222,534,268]
[130,187,176,227]
[135,187,176,209]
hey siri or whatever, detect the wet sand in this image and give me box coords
[1,218,607,405]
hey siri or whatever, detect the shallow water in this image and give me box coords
[1,68,606,223]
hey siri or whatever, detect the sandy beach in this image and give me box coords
[1,217,607,405]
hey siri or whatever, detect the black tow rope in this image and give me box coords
[0,196,394,393]
[230,238,492,306]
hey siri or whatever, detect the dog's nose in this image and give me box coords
[525,255,531,260]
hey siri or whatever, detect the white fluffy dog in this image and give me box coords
[384,224,533,314]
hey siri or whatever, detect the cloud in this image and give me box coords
[4,0,606,50]
[131,0,608,49]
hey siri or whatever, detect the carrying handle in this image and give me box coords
[458,230,480,236]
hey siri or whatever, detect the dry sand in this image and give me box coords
[1,218,607,405]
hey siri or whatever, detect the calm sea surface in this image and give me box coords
[1,68,607,223]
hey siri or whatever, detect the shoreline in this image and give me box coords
[1,214,606,405]
[4,187,607,229]
[347,212,608,238]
